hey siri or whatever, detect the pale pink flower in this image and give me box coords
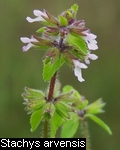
[20,36,38,51]
[26,10,47,23]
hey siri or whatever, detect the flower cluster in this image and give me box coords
[20,4,98,82]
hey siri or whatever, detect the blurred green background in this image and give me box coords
[0,0,120,149]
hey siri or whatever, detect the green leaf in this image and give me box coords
[43,54,64,81]
[67,33,88,55]
[61,113,79,138]
[30,109,43,132]
[85,114,112,135]
[50,111,63,138]
[59,15,68,26]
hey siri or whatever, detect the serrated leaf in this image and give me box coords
[30,109,43,132]
[85,114,112,135]
[43,54,64,81]
[50,111,63,138]
[59,15,68,26]
[67,33,88,55]
[61,113,79,138]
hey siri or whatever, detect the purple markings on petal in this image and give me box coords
[82,31,98,50]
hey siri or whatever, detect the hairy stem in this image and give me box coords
[81,120,90,150]
[48,72,57,102]
[43,120,49,138]
[43,37,63,137]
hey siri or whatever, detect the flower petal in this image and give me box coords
[82,33,98,50]
[26,10,47,23]
[84,53,98,64]
[73,60,88,69]
[74,67,85,82]
[26,16,44,23]
[85,59,90,64]
[20,37,31,43]
[22,43,34,52]
[89,54,98,60]
[73,60,87,82]
[33,10,44,16]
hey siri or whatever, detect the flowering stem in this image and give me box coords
[48,72,57,102]
[47,37,64,102]
[43,72,57,138]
